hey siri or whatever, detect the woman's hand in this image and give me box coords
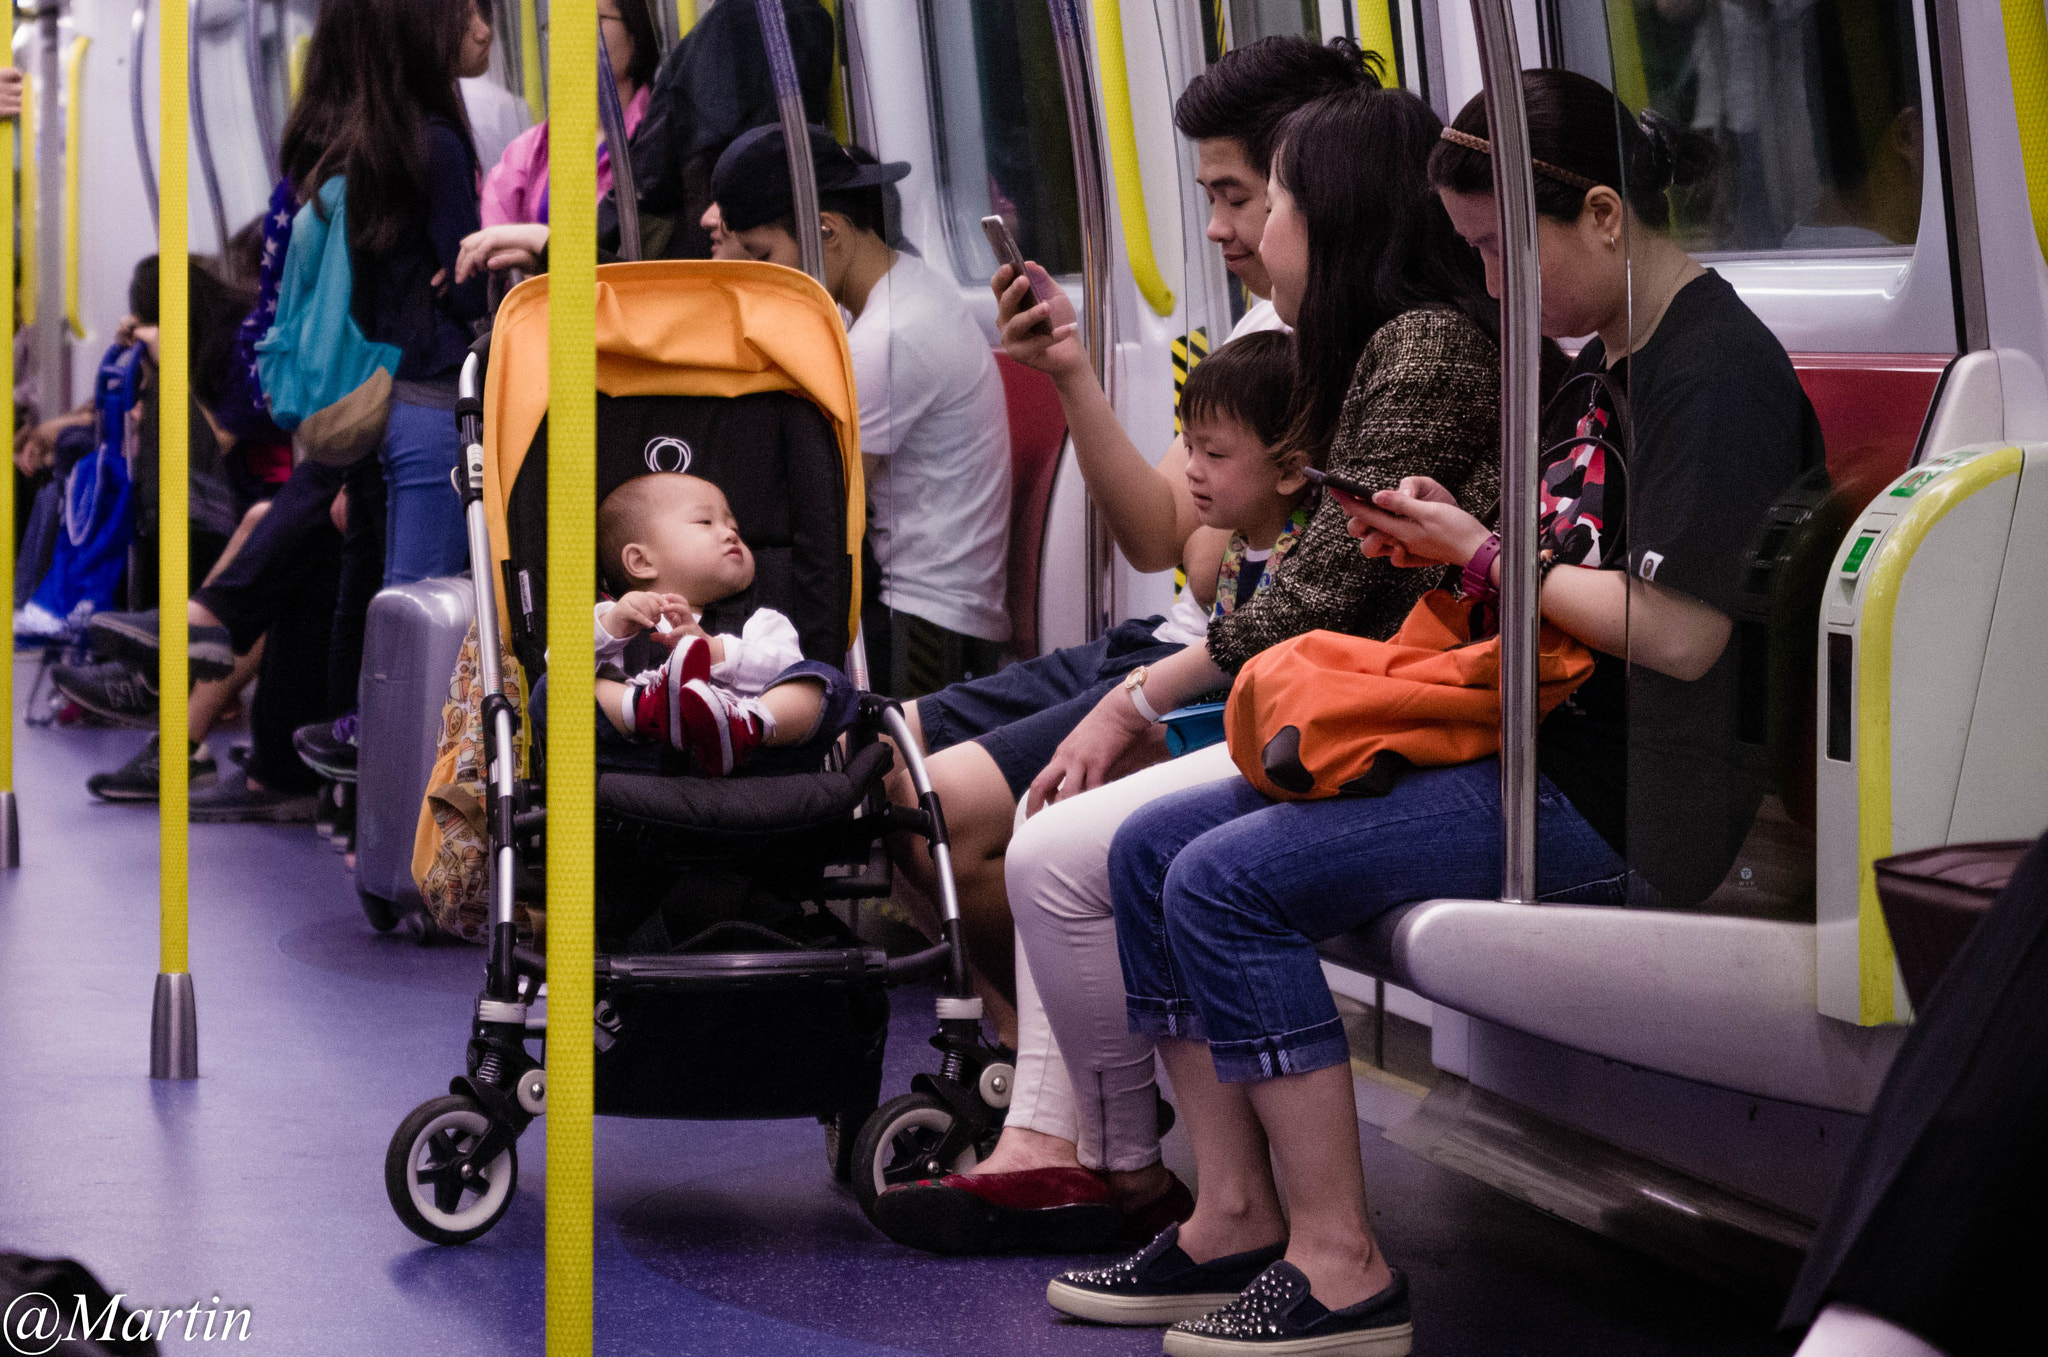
[456,223,550,284]
[1340,474,1492,570]
[0,68,22,121]
[14,411,90,477]
[994,261,1088,384]
[1024,684,1155,816]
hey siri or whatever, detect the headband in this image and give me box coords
[1438,126,1600,193]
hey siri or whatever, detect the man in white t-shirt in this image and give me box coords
[710,123,1012,696]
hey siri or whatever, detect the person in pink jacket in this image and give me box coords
[479,0,655,227]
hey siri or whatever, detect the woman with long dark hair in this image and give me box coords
[282,0,494,588]
[875,85,1504,1262]
[1072,69,1820,1354]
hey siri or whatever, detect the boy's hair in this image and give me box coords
[1177,330,1295,450]
[597,472,688,596]
[1172,36,1380,177]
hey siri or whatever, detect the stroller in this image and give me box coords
[385,262,1010,1244]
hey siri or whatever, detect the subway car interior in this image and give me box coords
[4,0,2047,1353]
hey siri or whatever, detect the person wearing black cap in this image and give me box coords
[709,122,1012,698]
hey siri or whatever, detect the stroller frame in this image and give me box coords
[387,291,1007,1246]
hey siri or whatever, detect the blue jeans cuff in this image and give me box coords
[1208,1019,1351,1085]
[1125,995,1206,1041]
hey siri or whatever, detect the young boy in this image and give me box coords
[594,472,854,775]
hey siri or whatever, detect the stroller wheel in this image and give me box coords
[360,888,401,933]
[824,1102,878,1184]
[386,1094,519,1245]
[851,1092,979,1221]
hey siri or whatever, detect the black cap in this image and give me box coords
[710,122,911,234]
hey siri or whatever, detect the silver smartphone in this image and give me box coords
[981,215,1054,337]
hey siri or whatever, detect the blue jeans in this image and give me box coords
[1108,759,1629,1083]
[378,399,468,587]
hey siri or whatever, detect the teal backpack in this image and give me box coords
[255,177,403,463]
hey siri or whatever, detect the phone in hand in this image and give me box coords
[982,215,1055,338]
[1300,465,1383,504]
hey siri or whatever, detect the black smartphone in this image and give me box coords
[1301,465,1382,503]
[982,215,1055,338]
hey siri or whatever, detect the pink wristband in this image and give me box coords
[1460,533,1503,602]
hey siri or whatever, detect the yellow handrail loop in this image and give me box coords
[1089,0,1174,317]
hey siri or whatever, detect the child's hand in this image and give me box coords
[645,595,705,648]
[603,591,671,638]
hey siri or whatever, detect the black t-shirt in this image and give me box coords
[1536,270,1824,906]
[350,119,487,384]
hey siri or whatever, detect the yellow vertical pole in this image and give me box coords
[2,51,17,852]
[1352,1,1398,82]
[547,1,596,1353]
[62,36,86,340]
[152,0,197,1081]
[520,0,547,123]
[675,0,696,39]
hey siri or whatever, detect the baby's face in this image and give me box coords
[629,477,756,604]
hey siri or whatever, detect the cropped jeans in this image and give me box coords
[1107,757,1629,1083]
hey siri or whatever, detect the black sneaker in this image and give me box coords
[292,713,360,782]
[86,735,219,803]
[53,660,159,727]
[87,609,235,681]
[1047,1223,1287,1326]
[189,770,318,824]
[1162,1262,1411,1356]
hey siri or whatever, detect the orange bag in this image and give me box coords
[1225,590,1596,801]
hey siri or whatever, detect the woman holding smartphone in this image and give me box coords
[1067,71,1821,1354]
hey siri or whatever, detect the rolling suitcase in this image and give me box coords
[355,576,475,930]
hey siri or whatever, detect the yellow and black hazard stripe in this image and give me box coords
[1171,327,1211,435]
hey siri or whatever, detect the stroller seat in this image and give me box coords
[596,738,893,853]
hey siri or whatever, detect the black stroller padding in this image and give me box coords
[596,739,893,848]
[504,389,853,667]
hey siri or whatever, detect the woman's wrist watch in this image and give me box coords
[1122,665,1164,723]
[1460,532,1503,603]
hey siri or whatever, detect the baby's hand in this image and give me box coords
[653,597,708,649]
[604,591,671,638]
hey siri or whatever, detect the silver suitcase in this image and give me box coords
[354,576,475,930]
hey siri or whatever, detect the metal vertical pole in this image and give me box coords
[756,0,823,283]
[152,0,197,1081]
[1045,0,1115,640]
[1,41,19,871]
[244,0,280,179]
[596,22,641,261]
[1468,0,1540,904]
[131,0,158,228]
[548,0,597,1350]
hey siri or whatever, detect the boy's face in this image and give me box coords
[1195,138,1272,300]
[619,476,756,605]
[1182,414,1302,529]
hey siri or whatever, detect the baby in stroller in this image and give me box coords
[592,471,856,775]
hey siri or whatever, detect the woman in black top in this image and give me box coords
[281,0,494,587]
[1071,71,1822,1352]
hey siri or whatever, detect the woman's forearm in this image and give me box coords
[1140,642,1230,714]
[1053,368,1191,573]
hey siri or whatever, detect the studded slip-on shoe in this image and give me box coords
[1162,1261,1412,1356]
[1046,1222,1286,1326]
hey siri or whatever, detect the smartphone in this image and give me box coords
[981,215,1055,338]
[1300,465,1382,504]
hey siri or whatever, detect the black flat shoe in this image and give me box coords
[1046,1222,1285,1326]
[1163,1261,1412,1356]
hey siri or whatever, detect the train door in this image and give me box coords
[1314,0,2048,1289]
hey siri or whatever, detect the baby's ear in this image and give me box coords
[620,541,657,586]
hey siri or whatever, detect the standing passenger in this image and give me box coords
[710,123,1012,698]
[284,0,495,589]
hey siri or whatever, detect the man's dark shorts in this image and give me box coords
[915,617,1186,797]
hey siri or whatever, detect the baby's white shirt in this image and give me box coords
[592,601,806,697]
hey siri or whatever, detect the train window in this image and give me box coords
[1229,0,1323,44]
[1554,0,1924,255]
[917,0,1084,285]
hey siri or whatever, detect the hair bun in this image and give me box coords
[1636,107,1715,190]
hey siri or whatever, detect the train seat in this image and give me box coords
[995,353,1067,660]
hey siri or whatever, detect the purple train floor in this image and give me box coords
[0,659,1795,1354]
